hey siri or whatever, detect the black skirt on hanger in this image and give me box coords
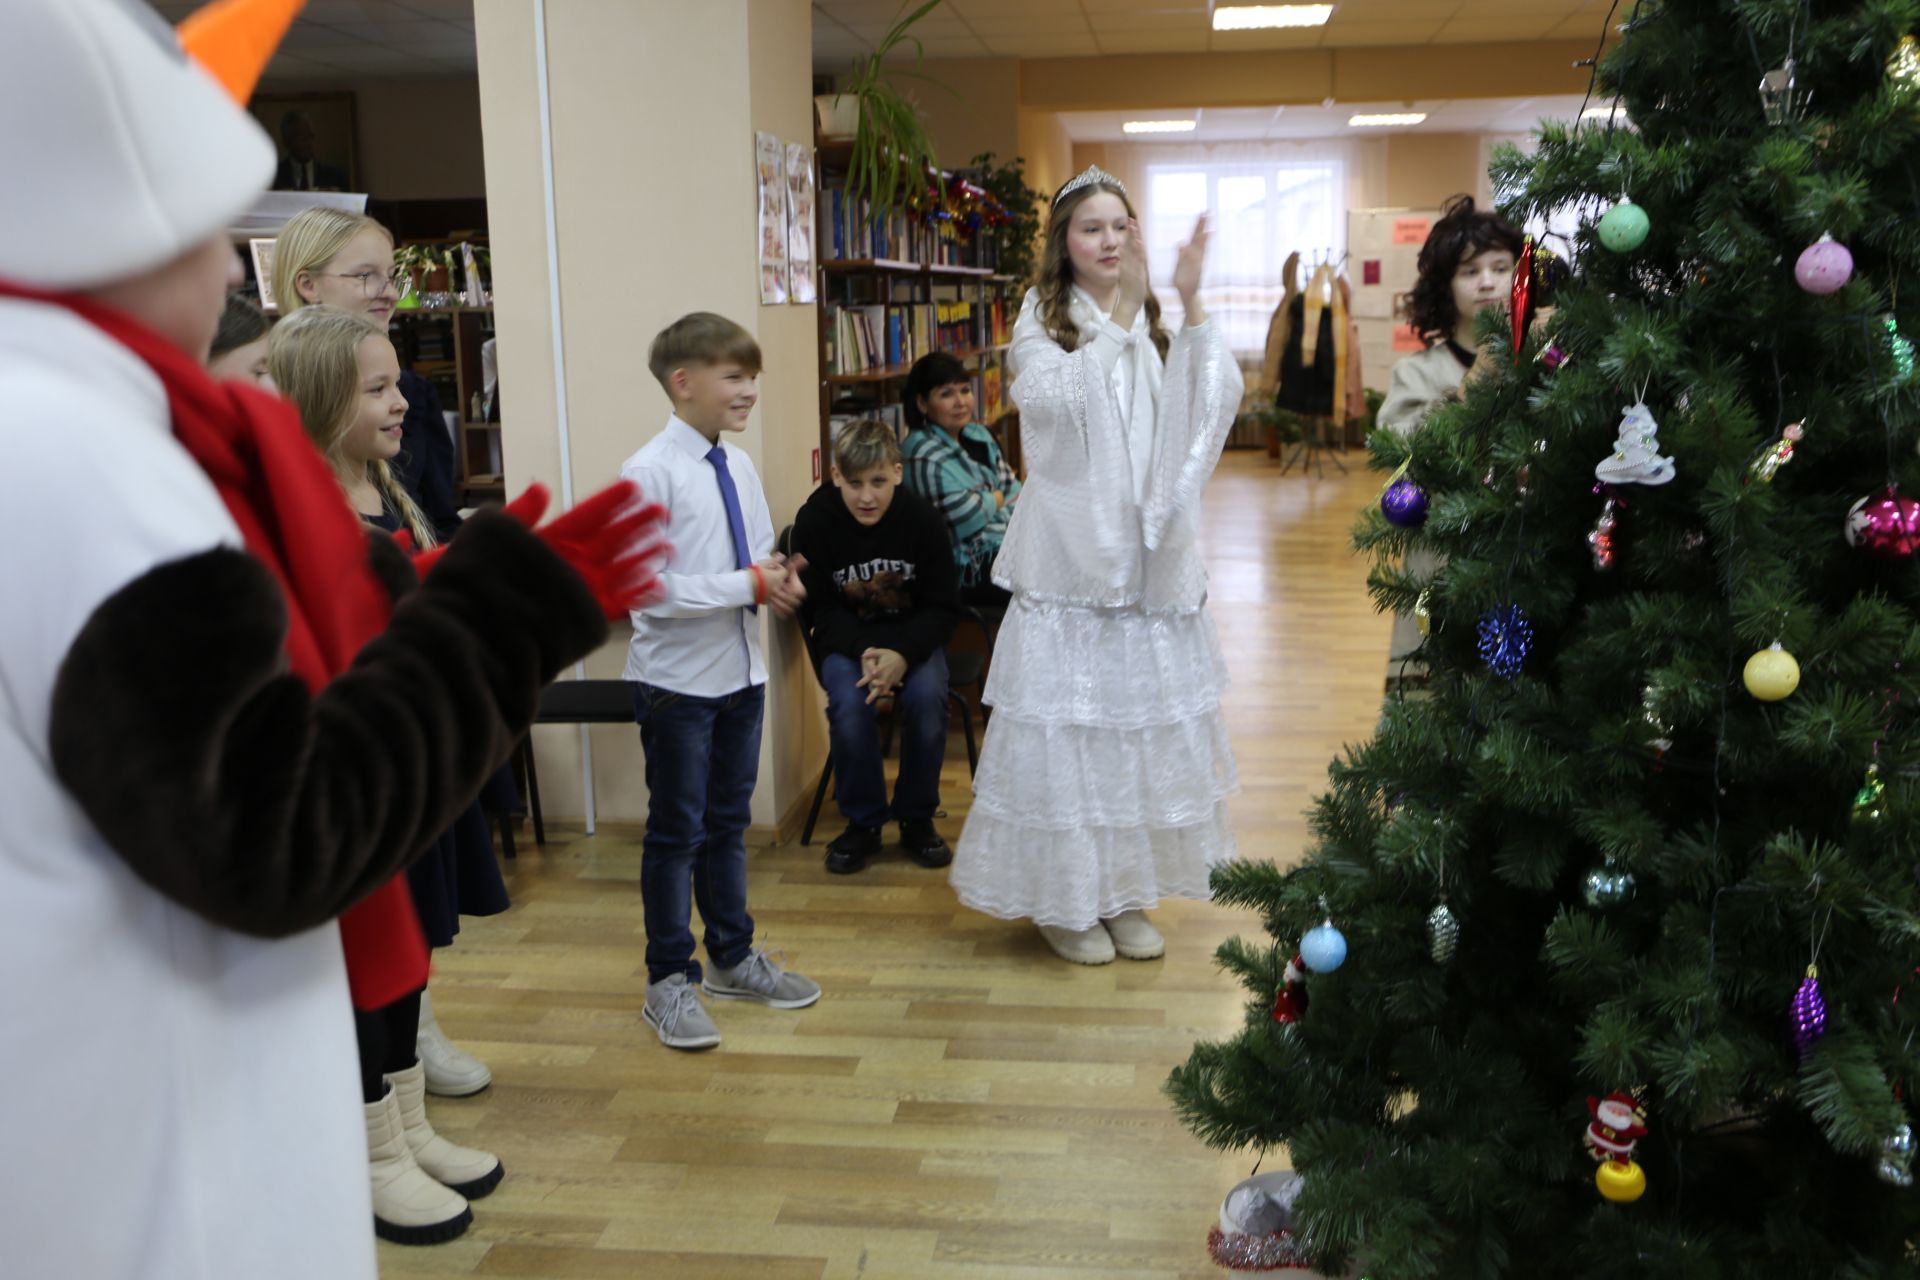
[1275,293,1337,416]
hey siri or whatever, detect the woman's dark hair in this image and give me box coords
[903,351,972,431]
[211,291,270,360]
[1403,194,1523,345]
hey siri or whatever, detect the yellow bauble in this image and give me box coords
[1743,643,1800,701]
[1596,1159,1647,1203]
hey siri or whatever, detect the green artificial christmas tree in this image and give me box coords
[1169,3,1920,1276]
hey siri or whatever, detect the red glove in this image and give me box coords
[518,480,671,618]
[391,528,451,579]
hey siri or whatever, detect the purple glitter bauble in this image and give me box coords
[1795,234,1854,295]
[1381,477,1430,528]
[1790,966,1827,1060]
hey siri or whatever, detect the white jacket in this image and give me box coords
[0,297,373,1280]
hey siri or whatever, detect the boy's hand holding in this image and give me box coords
[858,648,908,704]
[765,553,807,617]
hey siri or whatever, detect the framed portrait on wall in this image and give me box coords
[249,92,359,194]
[249,238,278,312]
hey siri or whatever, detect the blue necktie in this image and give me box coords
[706,444,756,611]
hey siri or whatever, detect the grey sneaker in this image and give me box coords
[642,974,721,1050]
[702,949,821,1010]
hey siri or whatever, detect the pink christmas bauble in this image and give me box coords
[1845,487,1920,559]
[1795,234,1854,295]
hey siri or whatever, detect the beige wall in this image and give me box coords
[881,57,1022,171]
[1017,108,1074,203]
[476,0,823,831]
[266,77,488,200]
[1385,134,1484,209]
[1018,41,1593,111]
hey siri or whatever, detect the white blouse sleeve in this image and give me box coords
[1141,317,1243,552]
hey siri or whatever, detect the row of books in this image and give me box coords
[826,298,1010,376]
[827,357,1009,444]
[824,187,997,269]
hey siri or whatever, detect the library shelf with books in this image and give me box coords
[389,302,503,503]
[814,145,1026,474]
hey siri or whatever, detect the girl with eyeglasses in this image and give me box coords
[272,208,461,542]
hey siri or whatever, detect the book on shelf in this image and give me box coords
[823,186,995,270]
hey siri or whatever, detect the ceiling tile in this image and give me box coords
[980,36,1105,57]
[1210,27,1328,50]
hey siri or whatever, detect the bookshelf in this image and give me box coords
[389,302,503,503]
[814,145,1024,473]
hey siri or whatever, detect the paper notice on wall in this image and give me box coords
[1392,217,1431,245]
[755,131,788,305]
[785,141,817,305]
[1392,323,1426,352]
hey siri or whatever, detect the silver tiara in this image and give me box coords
[1053,164,1127,208]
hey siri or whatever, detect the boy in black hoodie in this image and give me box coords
[793,419,961,874]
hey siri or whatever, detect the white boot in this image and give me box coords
[366,1087,471,1245]
[1103,910,1165,960]
[388,1061,504,1199]
[1037,922,1116,965]
[417,988,492,1097]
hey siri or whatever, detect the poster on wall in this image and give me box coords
[755,131,789,305]
[1348,207,1440,393]
[785,141,817,305]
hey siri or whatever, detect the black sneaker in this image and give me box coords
[898,819,952,869]
[825,824,882,875]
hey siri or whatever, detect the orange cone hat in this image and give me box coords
[177,0,306,105]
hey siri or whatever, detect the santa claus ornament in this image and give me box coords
[1271,953,1310,1027]
[1586,1091,1650,1203]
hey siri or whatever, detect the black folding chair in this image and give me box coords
[513,678,638,848]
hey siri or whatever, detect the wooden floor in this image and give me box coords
[379,450,1391,1280]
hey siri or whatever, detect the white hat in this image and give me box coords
[0,0,292,290]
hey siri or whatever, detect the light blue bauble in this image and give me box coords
[1598,199,1650,253]
[1300,922,1348,973]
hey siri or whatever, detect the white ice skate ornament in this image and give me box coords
[1594,401,1677,486]
[1208,1170,1314,1271]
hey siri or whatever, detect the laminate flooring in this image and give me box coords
[377,450,1391,1280]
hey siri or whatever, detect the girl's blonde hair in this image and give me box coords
[272,207,392,315]
[1032,180,1170,361]
[267,305,437,548]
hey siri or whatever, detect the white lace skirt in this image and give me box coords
[951,595,1240,929]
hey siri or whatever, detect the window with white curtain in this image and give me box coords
[1141,150,1349,360]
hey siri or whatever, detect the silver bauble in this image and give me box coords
[1878,1124,1916,1186]
[1583,861,1637,908]
[1426,902,1459,964]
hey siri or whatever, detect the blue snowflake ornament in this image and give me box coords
[1477,605,1534,678]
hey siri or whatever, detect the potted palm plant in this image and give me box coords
[814,0,944,213]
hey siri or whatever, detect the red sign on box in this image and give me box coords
[1362,259,1382,285]
[1392,323,1425,353]
[1392,218,1432,245]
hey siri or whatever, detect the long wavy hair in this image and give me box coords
[1032,180,1170,361]
[266,305,437,548]
[1403,194,1523,346]
[271,207,392,315]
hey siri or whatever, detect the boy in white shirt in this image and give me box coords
[620,313,821,1050]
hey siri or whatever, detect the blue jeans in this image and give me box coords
[818,649,948,829]
[633,682,762,983]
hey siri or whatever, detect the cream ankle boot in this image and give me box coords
[1103,910,1165,960]
[1037,922,1116,965]
[366,1087,471,1245]
[388,1061,504,1199]
[417,988,492,1097]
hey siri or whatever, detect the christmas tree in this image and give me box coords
[1169,3,1920,1276]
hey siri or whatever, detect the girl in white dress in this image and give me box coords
[951,166,1244,964]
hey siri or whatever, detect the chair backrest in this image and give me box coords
[777,523,825,675]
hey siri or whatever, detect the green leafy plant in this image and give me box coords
[969,151,1044,281]
[835,0,944,214]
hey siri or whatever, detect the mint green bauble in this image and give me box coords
[1598,199,1650,252]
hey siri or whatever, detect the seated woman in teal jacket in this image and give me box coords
[899,351,1021,606]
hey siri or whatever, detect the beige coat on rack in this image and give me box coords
[1258,252,1302,395]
